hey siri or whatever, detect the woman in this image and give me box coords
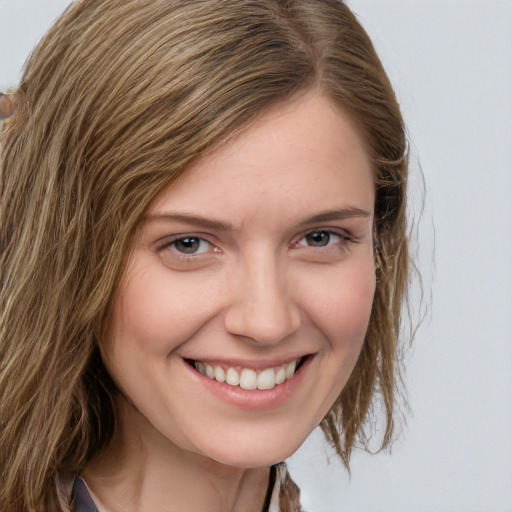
[0,1,409,511]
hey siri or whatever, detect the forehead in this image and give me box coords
[149,93,374,222]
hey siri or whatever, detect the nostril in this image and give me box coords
[224,298,301,346]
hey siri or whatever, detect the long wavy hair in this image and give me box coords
[0,0,409,510]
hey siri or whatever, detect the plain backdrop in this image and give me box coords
[1,1,511,511]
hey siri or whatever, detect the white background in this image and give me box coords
[1,1,511,511]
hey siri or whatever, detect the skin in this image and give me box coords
[84,93,376,512]
[0,93,16,120]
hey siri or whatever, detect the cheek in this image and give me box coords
[304,261,376,346]
[110,268,172,357]
[109,262,218,357]
[307,262,376,413]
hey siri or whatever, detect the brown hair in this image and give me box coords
[0,0,408,510]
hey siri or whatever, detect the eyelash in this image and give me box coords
[157,235,219,259]
[157,229,355,260]
[292,230,355,252]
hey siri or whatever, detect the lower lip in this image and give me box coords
[185,357,312,411]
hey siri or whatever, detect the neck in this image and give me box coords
[82,398,271,512]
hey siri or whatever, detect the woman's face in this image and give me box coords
[106,94,376,468]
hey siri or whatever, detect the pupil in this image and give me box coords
[175,237,200,253]
[306,231,330,246]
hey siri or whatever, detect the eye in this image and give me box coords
[297,230,344,248]
[303,231,337,247]
[154,234,221,270]
[168,236,213,255]
[291,229,357,262]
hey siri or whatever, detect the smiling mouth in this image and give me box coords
[186,356,309,391]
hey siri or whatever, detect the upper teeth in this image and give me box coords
[195,360,299,390]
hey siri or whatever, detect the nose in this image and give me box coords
[223,255,301,346]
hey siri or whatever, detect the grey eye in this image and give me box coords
[305,231,331,247]
[174,237,202,254]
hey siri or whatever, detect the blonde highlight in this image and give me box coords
[1,1,410,509]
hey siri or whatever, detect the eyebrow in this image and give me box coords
[143,212,234,231]
[143,207,370,231]
[298,207,371,226]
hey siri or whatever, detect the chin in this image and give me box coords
[193,427,309,469]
